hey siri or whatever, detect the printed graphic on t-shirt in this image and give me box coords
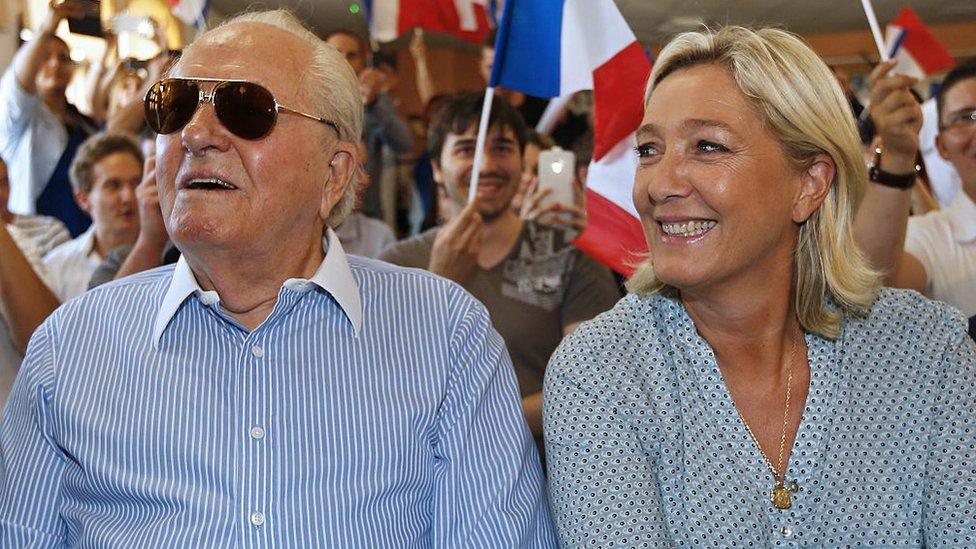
[501,226,571,312]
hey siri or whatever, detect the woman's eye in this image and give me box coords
[697,140,729,153]
[634,143,658,158]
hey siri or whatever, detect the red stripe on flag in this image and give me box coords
[592,42,651,161]
[893,7,954,75]
[574,189,647,276]
[398,0,492,44]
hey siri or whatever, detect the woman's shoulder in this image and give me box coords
[838,288,971,373]
[548,293,675,377]
[856,288,969,349]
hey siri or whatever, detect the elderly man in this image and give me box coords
[0,10,554,547]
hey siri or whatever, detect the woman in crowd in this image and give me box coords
[0,0,97,237]
[544,26,976,546]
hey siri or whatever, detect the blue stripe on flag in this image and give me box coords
[887,27,907,60]
[488,0,564,98]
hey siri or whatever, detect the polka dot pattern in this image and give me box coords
[543,288,976,546]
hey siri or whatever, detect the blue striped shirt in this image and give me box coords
[0,230,556,547]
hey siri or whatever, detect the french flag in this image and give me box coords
[365,0,498,44]
[168,0,209,28]
[884,6,954,79]
[489,0,650,275]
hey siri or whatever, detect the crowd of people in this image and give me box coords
[0,2,972,546]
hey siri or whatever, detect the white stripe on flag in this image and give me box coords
[558,0,639,93]
[172,0,207,26]
[586,135,640,219]
[884,25,926,79]
[370,1,400,42]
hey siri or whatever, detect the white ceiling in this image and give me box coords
[208,0,976,46]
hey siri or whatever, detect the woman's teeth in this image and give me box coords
[661,220,717,236]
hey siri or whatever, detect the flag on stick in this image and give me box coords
[489,0,651,274]
[884,6,954,79]
[365,0,496,44]
[168,0,209,28]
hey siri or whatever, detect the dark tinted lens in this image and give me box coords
[144,79,199,134]
[213,81,277,140]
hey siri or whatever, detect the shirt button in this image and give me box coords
[250,426,266,440]
[250,511,265,527]
[781,526,793,537]
[251,345,264,358]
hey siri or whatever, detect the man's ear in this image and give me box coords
[935,132,950,161]
[431,158,443,184]
[320,141,358,221]
[74,190,92,215]
[792,154,835,224]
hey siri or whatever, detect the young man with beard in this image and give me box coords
[380,93,620,440]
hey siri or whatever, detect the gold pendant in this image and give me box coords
[771,482,793,510]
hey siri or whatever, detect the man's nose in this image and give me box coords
[181,101,233,156]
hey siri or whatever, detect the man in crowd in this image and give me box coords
[0,11,554,546]
[855,59,976,337]
[41,132,142,300]
[325,30,413,223]
[380,93,619,442]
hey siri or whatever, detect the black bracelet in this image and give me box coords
[868,148,918,189]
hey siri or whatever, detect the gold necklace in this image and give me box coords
[733,327,800,510]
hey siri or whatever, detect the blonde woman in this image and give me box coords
[543,26,976,546]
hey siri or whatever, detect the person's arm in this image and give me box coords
[363,88,414,154]
[409,30,435,107]
[105,53,169,134]
[84,32,118,124]
[922,322,976,544]
[521,391,543,437]
[0,321,69,544]
[544,336,671,546]
[0,223,59,354]
[427,199,483,285]
[115,153,168,279]
[12,1,83,95]
[853,60,927,292]
[432,294,555,547]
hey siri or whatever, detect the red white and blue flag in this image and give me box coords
[884,6,954,79]
[365,0,499,43]
[169,0,209,28]
[489,0,650,275]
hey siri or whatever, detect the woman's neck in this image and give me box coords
[681,273,799,380]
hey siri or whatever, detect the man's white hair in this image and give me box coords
[202,9,364,228]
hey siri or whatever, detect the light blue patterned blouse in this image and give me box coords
[544,289,976,547]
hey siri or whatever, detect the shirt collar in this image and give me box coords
[947,191,976,243]
[78,225,98,257]
[151,228,363,349]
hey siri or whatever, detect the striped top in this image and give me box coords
[0,230,556,547]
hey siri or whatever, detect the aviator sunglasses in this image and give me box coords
[143,77,340,140]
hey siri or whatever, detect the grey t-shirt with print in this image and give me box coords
[380,221,621,397]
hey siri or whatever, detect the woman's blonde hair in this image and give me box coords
[626,26,880,339]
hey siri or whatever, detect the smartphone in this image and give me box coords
[66,0,103,38]
[537,147,576,213]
